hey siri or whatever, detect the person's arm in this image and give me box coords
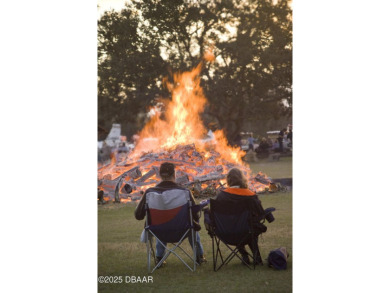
[253,196,266,219]
[188,189,200,222]
[134,193,147,220]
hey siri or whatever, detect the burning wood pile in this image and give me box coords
[98,50,274,203]
[98,143,272,203]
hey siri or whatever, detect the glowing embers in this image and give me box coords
[98,143,272,202]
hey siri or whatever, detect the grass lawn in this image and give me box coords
[98,159,292,292]
[248,156,292,179]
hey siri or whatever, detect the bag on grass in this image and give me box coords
[267,247,289,270]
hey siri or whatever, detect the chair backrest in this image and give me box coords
[210,198,252,245]
[146,188,192,243]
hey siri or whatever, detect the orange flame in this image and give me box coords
[97,52,271,202]
[134,63,205,151]
[133,55,245,165]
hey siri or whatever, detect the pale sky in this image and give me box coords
[97,0,128,18]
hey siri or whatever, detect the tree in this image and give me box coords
[204,0,292,140]
[98,6,167,134]
[98,0,292,141]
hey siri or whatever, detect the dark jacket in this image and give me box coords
[215,187,266,234]
[134,181,200,223]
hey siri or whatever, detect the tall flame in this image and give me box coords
[98,51,271,203]
[133,57,246,165]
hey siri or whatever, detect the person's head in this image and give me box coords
[159,162,176,182]
[226,168,248,188]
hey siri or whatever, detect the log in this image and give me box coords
[191,181,203,197]
[103,174,112,180]
[176,174,190,185]
[223,162,235,169]
[194,172,226,182]
[98,162,111,170]
[185,173,226,187]
[206,157,216,165]
[254,173,271,185]
[133,180,159,187]
[97,140,273,204]
[174,143,196,153]
[122,166,142,179]
[101,178,121,188]
[121,183,133,194]
[170,144,196,159]
[152,166,160,179]
[215,165,224,173]
[137,169,156,183]
[154,158,196,166]
[119,193,134,199]
[114,177,125,203]
[130,191,144,201]
[175,169,186,177]
[179,154,190,161]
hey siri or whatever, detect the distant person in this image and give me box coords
[132,134,140,147]
[272,139,279,152]
[117,142,129,153]
[98,188,106,204]
[99,141,111,163]
[266,137,273,148]
[287,129,292,147]
[134,162,206,267]
[256,137,270,155]
[234,133,242,148]
[278,128,286,153]
[247,134,254,151]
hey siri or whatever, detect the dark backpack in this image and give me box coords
[267,247,289,270]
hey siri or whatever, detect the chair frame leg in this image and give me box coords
[212,234,259,271]
[147,228,198,273]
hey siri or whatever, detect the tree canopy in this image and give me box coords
[98,0,292,142]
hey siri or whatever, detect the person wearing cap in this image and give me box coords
[215,167,267,265]
[135,162,206,267]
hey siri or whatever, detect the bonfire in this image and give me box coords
[98,52,272,203]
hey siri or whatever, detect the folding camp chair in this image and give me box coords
[144,189,199,273]
[207,198,260,271]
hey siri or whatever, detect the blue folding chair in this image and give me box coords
[208,198,260,271]
[144,189,199,273]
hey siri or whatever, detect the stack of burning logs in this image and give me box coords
[98,143,276,203]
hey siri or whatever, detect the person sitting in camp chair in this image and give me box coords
[135,162,206,267]
[214,167,267,265]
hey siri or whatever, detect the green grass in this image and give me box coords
[98,193,292,292]
[248,156,292,179]
[98,159,292,292]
